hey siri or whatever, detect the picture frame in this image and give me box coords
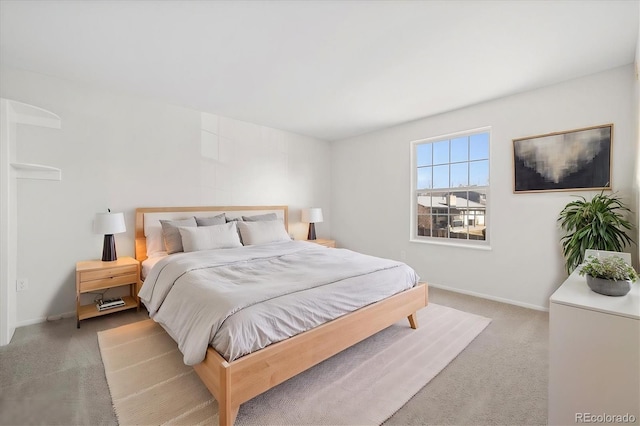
[512,124,612,193]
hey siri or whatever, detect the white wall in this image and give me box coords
[0,65,331,325]
[2,63,635,323]
[331,65,637,310]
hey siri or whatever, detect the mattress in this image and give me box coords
[139,240,420,365]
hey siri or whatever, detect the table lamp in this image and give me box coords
[94,210,126,261]
[301,207,323,240]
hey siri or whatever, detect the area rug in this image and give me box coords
[98,303,491,425]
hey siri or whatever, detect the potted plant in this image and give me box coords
[579,255,638,296]
[558,191,634,274]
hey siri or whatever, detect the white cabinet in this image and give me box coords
[549,269,639,425]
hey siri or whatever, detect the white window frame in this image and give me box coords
[410,126,491,250]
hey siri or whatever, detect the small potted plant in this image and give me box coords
[579,255,638,297]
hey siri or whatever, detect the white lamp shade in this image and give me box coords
[301,208,323,223]
[94,212,126,235]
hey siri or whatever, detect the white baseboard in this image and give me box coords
[428,283,549,312]
[16,310,76,328]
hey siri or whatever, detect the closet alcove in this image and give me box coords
[1,98,61,345]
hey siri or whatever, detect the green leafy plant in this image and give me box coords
[579,255,638,282]
[558,191,634,274]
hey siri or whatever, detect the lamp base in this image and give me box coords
[102,234,118,262]
[307,223,317,240]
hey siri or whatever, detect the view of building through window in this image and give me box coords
[414,130,489,242]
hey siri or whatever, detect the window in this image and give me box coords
[411,128,490,245]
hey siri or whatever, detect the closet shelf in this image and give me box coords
[8,100,61,129]
[4,99,63,181]
[10,163,61,181]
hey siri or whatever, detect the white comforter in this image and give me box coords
[139,240,419,365]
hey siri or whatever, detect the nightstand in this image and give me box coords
[75,256,141,328]
[307,238,336,248]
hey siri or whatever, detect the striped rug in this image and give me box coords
[98,303,490,425]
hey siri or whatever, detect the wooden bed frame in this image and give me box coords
[135,205,428,426]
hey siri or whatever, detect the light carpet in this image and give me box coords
[98,303,491,425]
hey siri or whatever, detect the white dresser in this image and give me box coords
[549,269,640,425]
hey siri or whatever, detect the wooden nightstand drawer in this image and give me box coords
[80,264,138,282]
[80,273,139,292]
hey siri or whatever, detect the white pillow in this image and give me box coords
[178,222,242,252]
[146,227,165,257]
[237,220,290,246]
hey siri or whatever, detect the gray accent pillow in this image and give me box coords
[160,217,197,254]
[242,213,278,222]
[195,213,226,226]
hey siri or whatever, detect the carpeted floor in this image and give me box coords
[0,287,549,425]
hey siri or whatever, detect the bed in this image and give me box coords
[135,205,428,426]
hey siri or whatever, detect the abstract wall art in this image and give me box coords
[512,124,612,193]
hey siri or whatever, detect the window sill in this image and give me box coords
[410,237,492,251]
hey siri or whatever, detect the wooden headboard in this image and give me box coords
[135,205,289,262]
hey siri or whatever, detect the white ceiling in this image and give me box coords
[1,1,638,141]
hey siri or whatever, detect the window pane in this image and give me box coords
[417,167,432,189]
[417,194,431,209]
[450,137,468,162]
[430,191,449,212]
[433,165,449,188]
[449,214,468,240]
[417,218,431,236]
[433,140,449,165]
[452,191,468,208]
[468,188,487,240]
[470,219,486,240]
[470,188,487,207]
[469,160,489,186]
[450,163,468,187]
[449,213,464,229]
[470,133,489,160]
[416,143,432,166]
[448,194,466,240]
[416,196,431,237]
[417,201,431,237]
[432,215,448,238]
